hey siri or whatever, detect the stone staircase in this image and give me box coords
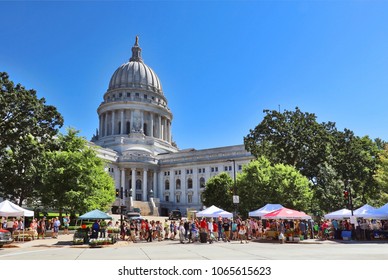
[133,201,159,216]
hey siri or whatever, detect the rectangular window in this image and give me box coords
[144,94,147,99]
[238,165,242,170]
[215,167,218,172]
[224,166,228,171]
[119,93,122,97]
[135,92,140,97]
[211,167,214,172]
[186,169,190,174]
[202,168,205,173]
[198,168,202,174]
[165,195,169,202]
[127,92,130,97]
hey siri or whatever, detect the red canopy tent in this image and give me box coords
[263,207,311,220]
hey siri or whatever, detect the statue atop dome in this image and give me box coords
[130,35,142,62]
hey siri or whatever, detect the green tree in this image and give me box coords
[202,172,234,212]
[373,145,388,205]
[0,72,63,205]
[311,162,344,214]
[40,128,115,215]
[244,107,335,181]
[238,157,312,217]
[332,129,380,208]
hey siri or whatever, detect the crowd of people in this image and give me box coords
[1,215,70,239]
[90,216,280,244]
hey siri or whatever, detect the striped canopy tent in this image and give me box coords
[248,204,283,217]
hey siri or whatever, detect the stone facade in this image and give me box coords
[91,37,253,215]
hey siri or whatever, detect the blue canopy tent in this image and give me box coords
[78,209,112,220]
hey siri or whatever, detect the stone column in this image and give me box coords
[99,115,102,138]
[130,110,134,132]
[158,115,162,139]
[111,110,115,135]
[169,169,174,203]
[153,170,157,197]
[143,169,148,201]
[150,113,154,138]
[131,168,136,199]
[120,110,124,135]
[121,168,126,205]
[141,111,145,134]
[104,113,108,136]
[168,120,172,143]
[158,171,163,201]
[192,168,198,205]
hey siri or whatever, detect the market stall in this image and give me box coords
[0,200,34,242]
[75,209,114,246]
[263,207,312,242]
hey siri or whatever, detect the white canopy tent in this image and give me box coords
[0,200,34,242]
[324,208,352,219]
[0,200,34,217]
[196,205,233,218]
[248,204,283,217]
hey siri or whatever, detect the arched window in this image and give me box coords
[200,177,205,188]
[176,179,181,189]
[165,180,170,190]
[126,121,131,134]
[136,179,142,190]
[187,178,193,189]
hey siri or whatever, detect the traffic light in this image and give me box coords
[343,190,349,199]
[115,189,119,197]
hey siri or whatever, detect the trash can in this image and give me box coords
[200,232,207,243]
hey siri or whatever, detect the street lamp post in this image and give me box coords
[227,159,238,218]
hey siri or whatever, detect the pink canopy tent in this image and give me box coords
[263,207,311,220]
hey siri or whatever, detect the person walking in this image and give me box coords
[63,216,70,235]
[222,218,231,242]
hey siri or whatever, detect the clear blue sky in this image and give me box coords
[2,1,388,150]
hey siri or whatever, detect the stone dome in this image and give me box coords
[108,36,163,94]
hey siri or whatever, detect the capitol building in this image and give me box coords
[92,37,253,216]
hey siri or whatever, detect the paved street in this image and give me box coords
[1,233,388,260]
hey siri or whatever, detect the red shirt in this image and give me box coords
[200,219,208,230]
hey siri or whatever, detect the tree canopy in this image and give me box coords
[202,172,234,212]
[0,72,63,205]
[244,107,384,213]
[237,157,312,217]
[40,128,116,215]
